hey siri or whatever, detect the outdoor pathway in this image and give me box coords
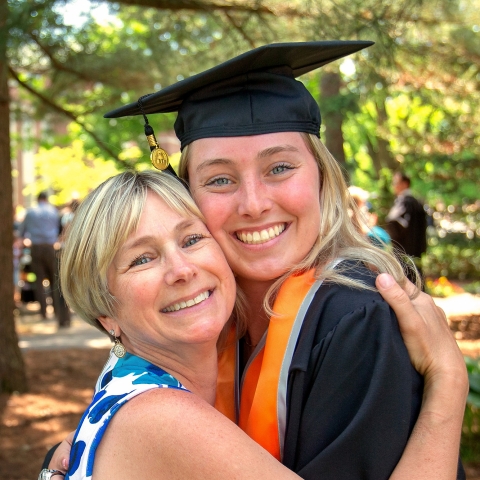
[15,304,111,350]
[14,293,480,352]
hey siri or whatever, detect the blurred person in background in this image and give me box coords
[348,185,391,249]
[20,191,70,327]
[385,172,428,285]
[13,206,23,302]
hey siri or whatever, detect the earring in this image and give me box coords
[109,329,126,358]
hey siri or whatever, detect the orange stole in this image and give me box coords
[215,269,317,460]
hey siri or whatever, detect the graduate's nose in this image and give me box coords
[237,179,273,219]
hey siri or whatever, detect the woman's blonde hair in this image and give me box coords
[179,133,419,317]
[60,170,206,334]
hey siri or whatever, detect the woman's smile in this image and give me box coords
[162,289,212,313]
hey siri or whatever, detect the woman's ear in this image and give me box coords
[98,315,119,337]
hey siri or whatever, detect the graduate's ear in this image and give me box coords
[98,315,120,337]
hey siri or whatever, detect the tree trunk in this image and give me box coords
[320,71,346,169]
[375,97,397,170]
[0,0,28,393]
[366,137,382,178]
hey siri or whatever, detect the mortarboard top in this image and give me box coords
[104,40,374,150]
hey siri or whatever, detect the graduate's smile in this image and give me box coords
[187,133,321,285]
[235,223,287,245]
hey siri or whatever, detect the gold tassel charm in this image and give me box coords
[145,124,170,170]
[138,96,170,171]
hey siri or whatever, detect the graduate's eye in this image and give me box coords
[130,254,152,267]
[271,163,294,175]
[205,176,232,187]
[183,234,205,248]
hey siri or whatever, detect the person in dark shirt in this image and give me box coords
[386,172,428,283]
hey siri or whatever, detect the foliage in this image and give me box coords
[422,200,480,280]
[462,356,480,462]
[29,140,122,205]
[424,276,465,298]
[7,0,285,163]
[423,240,480,281]
[465,357,480,410]
[463,282,480,296]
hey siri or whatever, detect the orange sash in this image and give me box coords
[215,268,321,460]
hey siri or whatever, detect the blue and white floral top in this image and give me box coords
[65,351,188,480]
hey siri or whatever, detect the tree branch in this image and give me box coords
[27,31,94,83]
[222,11,258,48]
[111,0,307,17]
[9,66,125,164]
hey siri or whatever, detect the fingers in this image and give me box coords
[377,273,466,382]
[376,274,419,332]
[48,435,73,471]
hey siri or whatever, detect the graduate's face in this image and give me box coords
[187,132,321,286]
[100,191,236,352]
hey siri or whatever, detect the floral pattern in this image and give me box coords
[65,351,188,479]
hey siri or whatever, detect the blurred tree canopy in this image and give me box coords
[6,0,479,204]
[1,0,479,392]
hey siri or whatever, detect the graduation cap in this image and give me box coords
[104,40,374,169]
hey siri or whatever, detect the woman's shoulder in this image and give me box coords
[92,388,214,478]
[94,388,300,479]
[108,386,206,430]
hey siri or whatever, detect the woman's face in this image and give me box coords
[187,132,321,286]
[103,191,236,352]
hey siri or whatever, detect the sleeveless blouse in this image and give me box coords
[66,351,188,480]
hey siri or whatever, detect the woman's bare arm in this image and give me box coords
[377,273,468,480]
[93,388,300,479]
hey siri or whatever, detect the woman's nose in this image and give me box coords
[163,250,197,286]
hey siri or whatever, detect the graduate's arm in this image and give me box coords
[377,273,468,480]
[92,388,301,480]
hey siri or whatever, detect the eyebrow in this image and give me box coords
[194,158,234,175]
[194,144,300,174]
[256,144,300,158]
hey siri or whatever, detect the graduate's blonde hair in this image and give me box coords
[179,133,419,316]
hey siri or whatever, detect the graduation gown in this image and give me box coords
[283,263,421,478]
[216,261,465,479]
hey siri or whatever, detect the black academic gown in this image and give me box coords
[283,263,465,479]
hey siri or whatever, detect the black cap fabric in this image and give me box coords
[104,41,374,150]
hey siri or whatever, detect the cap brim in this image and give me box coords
[104,40,373,119]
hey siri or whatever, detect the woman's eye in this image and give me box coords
[130,255,151,267]
[271,164,293,175]
[206,177,231,186]
[184,234,204,248]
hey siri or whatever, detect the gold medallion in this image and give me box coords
[151,147,169,170]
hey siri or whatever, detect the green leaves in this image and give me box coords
[465,357,480,409]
